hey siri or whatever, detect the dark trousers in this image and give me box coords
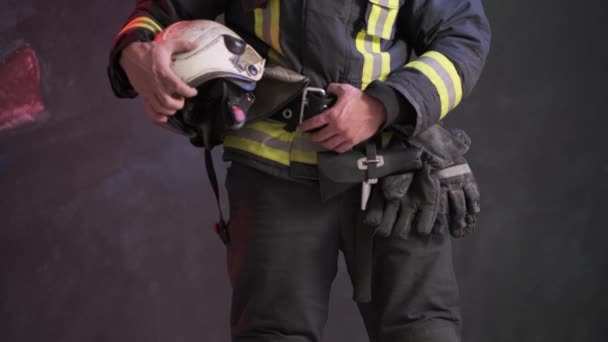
[225,162,461,342]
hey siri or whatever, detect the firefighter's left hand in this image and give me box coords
[297,83,386,153]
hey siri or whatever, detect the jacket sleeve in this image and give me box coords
[108,0,226,98]
[376,0,491,136]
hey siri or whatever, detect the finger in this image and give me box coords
[464,180,481,215]
[375,200,400,238]
[309,124,339,143]
[413,206,436,236]
[157,67,198,98]
[432,190,449,235]
[448,189,467,233]
[326,83,346,97]
[143,100,168,123]
[148,92,178,115]
[297,112,330,132]
[393,204,415,239]
[321,134,347,151]
[166,39,199,54]
[156,92,186,113]
[334,141,353,154]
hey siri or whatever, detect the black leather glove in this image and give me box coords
[364,153,441,238]
[364,124,481,239]
[436,162,480,237]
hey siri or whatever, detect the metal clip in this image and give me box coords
[356,156,385,170]
[299,87,327,124]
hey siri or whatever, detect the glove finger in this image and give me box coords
[464,179,481,215]
[448,189,467,237]
[375,200,400,238]
[413,206,436,236]
[393,204,416,239]
[363,186,384,227]
[432,190,449,235]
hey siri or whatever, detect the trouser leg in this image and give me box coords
[225,163,340,342]
[339,189,462,342]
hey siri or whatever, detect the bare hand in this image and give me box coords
[120,40,198,123]
[297,83,387,153]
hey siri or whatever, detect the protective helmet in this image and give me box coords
[156,20,266,148]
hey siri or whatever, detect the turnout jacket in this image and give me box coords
[108,0,490,179]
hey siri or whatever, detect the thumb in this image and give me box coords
[167,39,199,54]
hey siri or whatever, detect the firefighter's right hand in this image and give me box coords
[119,40,198,123]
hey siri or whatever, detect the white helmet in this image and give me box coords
[156,20,265,91]
[155,20,266,147]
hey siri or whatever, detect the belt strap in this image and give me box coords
[272,88,337,131]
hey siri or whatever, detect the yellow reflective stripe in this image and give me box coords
[423,51,463,107]
[117,17,162,37]
[291,150,317,164]
[356,31,374,89]
[356,30,391,88]
[253,1,283,56]
[254,8,264,41]
[366,4,383,37]
[247,120,295,142]
[224,135,291,165]
[269,0,283,55]
[139,17,162,32]
[406,60,450,118]
[381,5,399,39]
[371,36,391,81]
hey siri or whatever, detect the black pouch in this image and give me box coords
[317,146,423,201]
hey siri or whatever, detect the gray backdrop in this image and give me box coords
[1,0,607,341]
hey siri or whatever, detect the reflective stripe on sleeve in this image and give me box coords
[405,51,463,119]
[117,17,163,37]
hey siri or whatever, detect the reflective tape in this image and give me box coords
[437,163,471,179]
[253,0,284,55]
[405,51,463,118]
[224,120,323,166]
[117,17,163,37]
[355,30,391,89]
[365,0,400,40]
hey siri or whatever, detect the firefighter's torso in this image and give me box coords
[218,0,411,178]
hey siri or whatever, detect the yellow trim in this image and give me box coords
[254,8,264,40]
[224,136,291,166]
[371,36,391,81]
[118,23,157,37]
[407,60,450,118]
[381,7,399,39]
[290,150,318,164]
[423,51,463,108]
[117,17,162,37]
[366,4,383,37]
[269,0,283,55]
[138,17,162,32]
[246,121,296,142]
[356,31,374,89]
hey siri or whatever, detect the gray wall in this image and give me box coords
[1,1,606,341]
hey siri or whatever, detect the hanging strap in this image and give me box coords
[204,149,230,244]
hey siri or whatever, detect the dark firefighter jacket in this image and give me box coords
[108,0,490,180]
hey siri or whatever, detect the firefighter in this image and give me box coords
[108,1,490,341]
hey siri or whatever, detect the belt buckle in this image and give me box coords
[299,87,327,125]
